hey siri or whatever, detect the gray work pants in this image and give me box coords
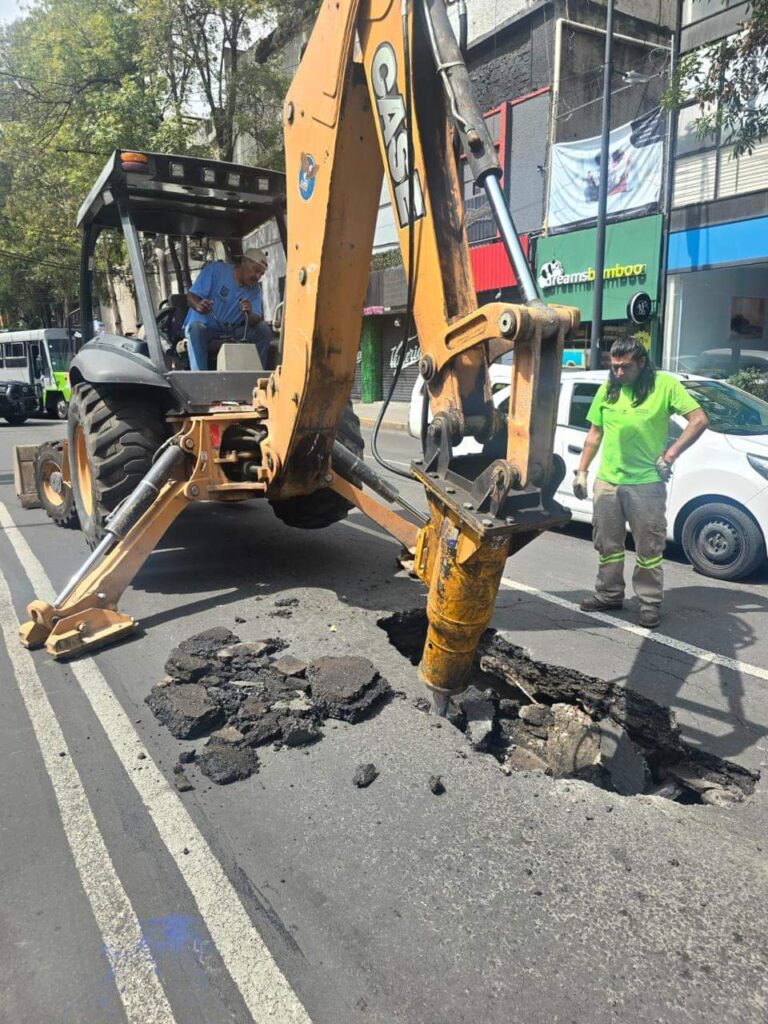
[592,479,667,608]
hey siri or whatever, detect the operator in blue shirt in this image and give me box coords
[183,248,272,371]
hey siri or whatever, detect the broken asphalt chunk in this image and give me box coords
[164,651,211,684]
[353,763,379,788]
[308,656,391,723]
[197,743,260,785]
[271,654,308,678]
[146,684,224,739]
[457,686,497,752]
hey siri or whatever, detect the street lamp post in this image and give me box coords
[589,0,616,370]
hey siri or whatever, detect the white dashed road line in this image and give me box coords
[344,516,768,683]
[0,502,312,1024]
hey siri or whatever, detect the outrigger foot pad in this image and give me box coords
[20,599,136,659]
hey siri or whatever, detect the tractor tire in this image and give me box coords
[33,440,79,530]
[68,383,168,549]
[4,413,27,426]
[269,403,364,530]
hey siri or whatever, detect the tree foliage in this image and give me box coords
[0,0,299,325]
[665,0,768,158]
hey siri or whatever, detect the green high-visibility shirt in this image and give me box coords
[586,373,701,486]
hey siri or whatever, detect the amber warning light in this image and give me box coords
[120,152,149,173]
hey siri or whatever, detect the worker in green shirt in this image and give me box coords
[574,337,708,628]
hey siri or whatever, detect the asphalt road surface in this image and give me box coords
[1,414,767,1024]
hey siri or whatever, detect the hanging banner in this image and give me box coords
[547,108,663,230]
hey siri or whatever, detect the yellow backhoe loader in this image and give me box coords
[17,0,578,709]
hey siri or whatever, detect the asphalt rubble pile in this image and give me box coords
[380,610,758,807]
[146,627,391,785]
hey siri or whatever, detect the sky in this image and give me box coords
[0,0,22,23]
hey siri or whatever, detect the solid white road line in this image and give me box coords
[0,577,177,1023]
[497,576,768,683]
[344,517,768,683]
[0,503,311,1024]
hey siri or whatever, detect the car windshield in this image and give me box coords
[46,337,73,372]
[683,380,768,435]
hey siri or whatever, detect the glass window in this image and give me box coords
[683,380,768,434]
[45,338,73,372]
[667,266,768,374]
[3,342,26,367]
[676,103,718,156]
[569,383,600,429]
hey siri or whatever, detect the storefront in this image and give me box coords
[354,236,530,403]
[535,214,663,364]
[352,310,420,403]
[664,215,768,377]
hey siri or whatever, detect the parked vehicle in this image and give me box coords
[410,369,768,581]
[677,347,768,378]
[0,328,75,419]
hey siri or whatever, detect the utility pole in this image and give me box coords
[589,0,615,370]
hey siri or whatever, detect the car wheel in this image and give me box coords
[4,412,27,426]
[681,502,766,580]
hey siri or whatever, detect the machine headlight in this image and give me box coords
[747,454,768,481]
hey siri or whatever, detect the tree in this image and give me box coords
[666,0,768,157]
[0,0,171,322]
[136,0,291,166]
[0,0,309,326]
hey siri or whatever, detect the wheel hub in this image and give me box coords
[40,462,65,507]
[699,518,740,564]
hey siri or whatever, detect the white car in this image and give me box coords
[409,369,768,581]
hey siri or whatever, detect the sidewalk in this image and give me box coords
[354,399,411,433]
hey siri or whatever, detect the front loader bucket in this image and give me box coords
[13,444,42,510]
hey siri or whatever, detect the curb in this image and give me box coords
[357,416,411,433]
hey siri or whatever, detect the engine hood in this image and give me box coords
[724,432,768,456]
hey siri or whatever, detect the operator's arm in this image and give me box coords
[186,264,214,314]
[577,425,604,473]
[663,407,708,464]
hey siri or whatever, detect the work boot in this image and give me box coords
[639,605,661,629]
[580,595,623,612]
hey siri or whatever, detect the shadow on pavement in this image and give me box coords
[123,501,767,763]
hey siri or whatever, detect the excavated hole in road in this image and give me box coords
[378,609,758,807]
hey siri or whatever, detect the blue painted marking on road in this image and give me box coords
[144,915,209,955]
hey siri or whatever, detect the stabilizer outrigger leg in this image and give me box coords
[20,443,189,658]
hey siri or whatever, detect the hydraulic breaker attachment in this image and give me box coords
[413,457,570,704]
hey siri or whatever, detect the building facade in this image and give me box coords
[361,0,672,398]
[663,0,768,376]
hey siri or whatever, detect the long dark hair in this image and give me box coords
[606,336,656,406]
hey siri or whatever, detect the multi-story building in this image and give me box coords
[363,0,673,399]
[663,0,768,377]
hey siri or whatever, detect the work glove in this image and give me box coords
[573,470,589,501]
[655,455,673,483]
